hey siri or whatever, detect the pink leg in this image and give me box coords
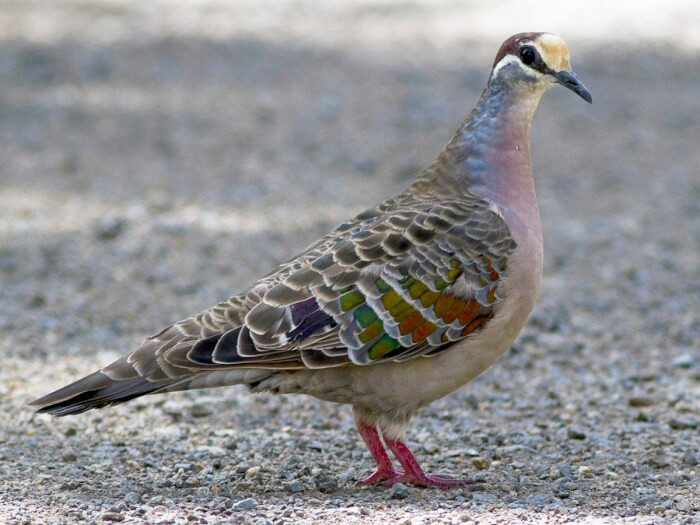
[354,419,403,485]
[383,435,476,489]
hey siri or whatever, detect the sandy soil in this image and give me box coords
[0,1,698,524]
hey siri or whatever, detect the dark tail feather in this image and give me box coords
[27,371,181,416]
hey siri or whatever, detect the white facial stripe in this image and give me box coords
[491,54,539,79]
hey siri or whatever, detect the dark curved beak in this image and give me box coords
[554,70,592,104]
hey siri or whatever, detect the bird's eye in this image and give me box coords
[519,45,537,65]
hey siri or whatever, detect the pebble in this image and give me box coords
[388,483,409,499]
[285,481,305,493]
[533,463,549,478]
[628,396,655,407]
[62,451,78,462]
[558,464,573,478]
[315,478,338,492]
[523,493,548,506]
[95,217,127,240]
[190,404,213,418]
[669,418,698,430]
[232,498,258,511]
[636,411,651,422]
[648,455,671,468]
[670,353,695,368]
[471,457,491,470]
[578,466,594,477]
[245,466,261,478]
[101,512,124,522]
[185,476,200,487]
[567,428,586,440]
[124,492,141,505]
[681,450,698,465]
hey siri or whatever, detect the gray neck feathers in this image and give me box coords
[413,70,543,211]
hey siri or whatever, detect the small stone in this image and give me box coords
[125,492,141,505]
[315,478,337,493]
[671,353,695,368]
[28,293,46,308]
[636,411,650,422]
[648,455,671,468]
[471,457,490,470]
[232,498,257,511]
[578,465,594,477]
[95,217,127,240]
[681,450,698,466]
[190,403,213,418]
[669,418,698,430]
[101,513,124,522]
[524,493,548,505]
[64,427,78,437]
[388,482,409,499]
[628,396,654,407]
[286,481,305,493]
[185,476,200,487]
[558,464,573,478]
[61,451,77,462]
[567,428,586,440]
[675,498,691,512]
[245,466,261,478]
[533,463,549,478]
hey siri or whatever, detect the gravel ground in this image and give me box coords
[1,1,698,524]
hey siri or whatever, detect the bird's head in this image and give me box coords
[491,32,592,103]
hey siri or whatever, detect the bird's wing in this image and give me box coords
[110,192,516,382]
[29,192,517,414]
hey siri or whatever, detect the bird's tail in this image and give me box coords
[28,318,292,416]
[27,370,184,416]
[27,362,274,416]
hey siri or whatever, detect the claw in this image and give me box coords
[383,435,475,489]
[356,467,405,486]
[382,472,475,489]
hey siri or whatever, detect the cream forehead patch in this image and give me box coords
[532,33,571,71]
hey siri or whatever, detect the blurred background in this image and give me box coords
[0,1,698,523]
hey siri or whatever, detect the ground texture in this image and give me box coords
[0,1,698,524]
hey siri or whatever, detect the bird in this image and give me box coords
[29,32,591,489]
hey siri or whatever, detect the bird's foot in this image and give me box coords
[356,466,404,486]
[354,415,477,490]
[383,472,475,489]
[382,436,476,489]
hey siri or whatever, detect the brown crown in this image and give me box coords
[492,32,545,68]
